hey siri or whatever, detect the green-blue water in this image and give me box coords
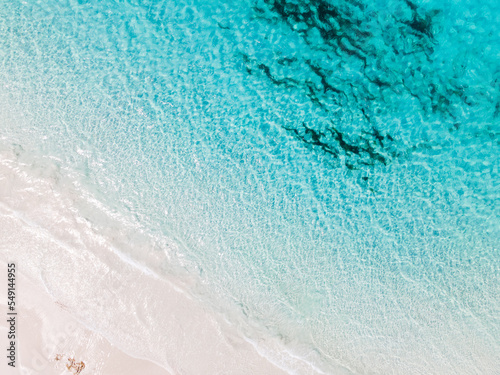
[0,0,499,373]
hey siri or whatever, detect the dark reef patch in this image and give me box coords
[239,0,497,170]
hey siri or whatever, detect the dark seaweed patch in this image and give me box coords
[241,0,483,169]
[404,0,438,38]
[282,120,397,169]
[217,22,230,30]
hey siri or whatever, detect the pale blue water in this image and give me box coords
[0,0,499,373]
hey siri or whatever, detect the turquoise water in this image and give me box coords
[0,0,499,373]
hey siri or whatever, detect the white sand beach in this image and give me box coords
[0,263,171,375]
[0,147,314,375]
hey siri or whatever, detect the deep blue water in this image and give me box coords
[0,0,499,373]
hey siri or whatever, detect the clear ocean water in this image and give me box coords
[0,0,499,373]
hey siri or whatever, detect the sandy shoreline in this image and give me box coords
[0,260,172,375]
[0,147,320,374]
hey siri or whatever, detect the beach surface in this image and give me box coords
[0,262,172,375]
[0,148,316,375]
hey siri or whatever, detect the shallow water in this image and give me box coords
[0,0,499,373]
